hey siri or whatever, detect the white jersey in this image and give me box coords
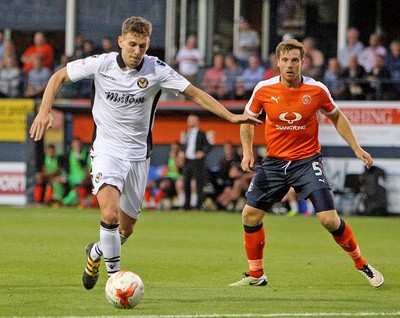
[66,52,190,160]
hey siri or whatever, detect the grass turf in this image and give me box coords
[0,206,399,317]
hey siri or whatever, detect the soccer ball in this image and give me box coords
[105,270,144,309]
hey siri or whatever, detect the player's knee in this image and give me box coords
[317,210,340,231]
[242,205,265,226]
[101,208,119,224]
[119,224,134,238]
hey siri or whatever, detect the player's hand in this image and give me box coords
[241,155,255,173]
[355,149,373,169]
[29,110,53,141]
[230,113,262,125]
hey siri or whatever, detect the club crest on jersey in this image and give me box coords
[302,95,312,105]
[137,77,149,89]
[95,173,102,183]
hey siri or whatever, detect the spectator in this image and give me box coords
[359,33,387,73]
[59,138,92,207]
[0,40,17,68]
[208,142,241,200]
[386,39,400,97]
[73,35,85,59]
[264,52,280,80]
[216,147,262,212]
[338,27,364,69]
[0,55,22,98]
[236,55,266,100]
[301,53,322,80]
[201,53,225,99]
[55,55,80,99]
[341,55,369,100]
[21,31,54,74]
[236,17,260,68]
[221,54,243,100]
[23,55,52,98]
[33,144,65,205]
[366,54,396,100]
[181,114,211,210]
[323,57,346,100]
[144,141,185,210]
[95,36,115,54]
[174,35,204,85]
[82,40,96,58]
[0,31,3,60]
[302,37,324,68]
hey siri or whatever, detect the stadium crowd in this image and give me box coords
[2,25,399,213]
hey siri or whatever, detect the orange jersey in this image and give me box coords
[246,76,337,160]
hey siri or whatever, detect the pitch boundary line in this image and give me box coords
[59,312,400,318]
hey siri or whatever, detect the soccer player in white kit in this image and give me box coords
[29,16,261,290]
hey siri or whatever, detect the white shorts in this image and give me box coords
[90,153,150,219]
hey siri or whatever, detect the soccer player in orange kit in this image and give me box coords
[229,39,384,288]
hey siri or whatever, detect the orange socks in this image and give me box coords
[331,219,367,270]
[244,223,265,278]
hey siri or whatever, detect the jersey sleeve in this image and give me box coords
[245,82,265,117]
[317,81,338,115]
[156,59,191,96]
[66,55,103,82]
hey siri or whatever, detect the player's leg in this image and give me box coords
[229,159,288,286]
[309,188,384,288]
[229,205,268,286]
[82,154,130,289]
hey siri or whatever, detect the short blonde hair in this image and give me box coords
[121,16,152,37]
[276,39,306,59]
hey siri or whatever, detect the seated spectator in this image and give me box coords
[73,35,85,59]
[264,52,280,80]
[301,53,322,80]
[95,36,115,54]
[21,32,54,74]
[0,31,3,60]
[302,37,324,68]
[144,142,185,210]
[208,142,241,199]
[0,55,22,98]
[54,54,80,99]
[216,147,262,212]
[201,53,225,99]
[322,57,346,100]
[341,55,369,100]
[386,39,400,97]
[58,138,92,207]
[23,55,52,98]
[236,55,266,100]
[221,54,243,100]
[366,54,396,100]
[0,40,17,69]
[359,33,386,73]
[33,144,66,205]
[82,40,96,58]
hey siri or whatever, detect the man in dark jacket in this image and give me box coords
[181,114,211,210]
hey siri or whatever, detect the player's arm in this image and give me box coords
[240,112,256,173]
[325,108,373,169]
[182,84,262,125]
[30,67,71,141]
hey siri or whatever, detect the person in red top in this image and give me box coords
[229,39,384,288]
[21,32,54,74]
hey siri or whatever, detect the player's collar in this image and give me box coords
[116,51,144,72]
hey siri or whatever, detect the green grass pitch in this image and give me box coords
[0,206,399,317]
